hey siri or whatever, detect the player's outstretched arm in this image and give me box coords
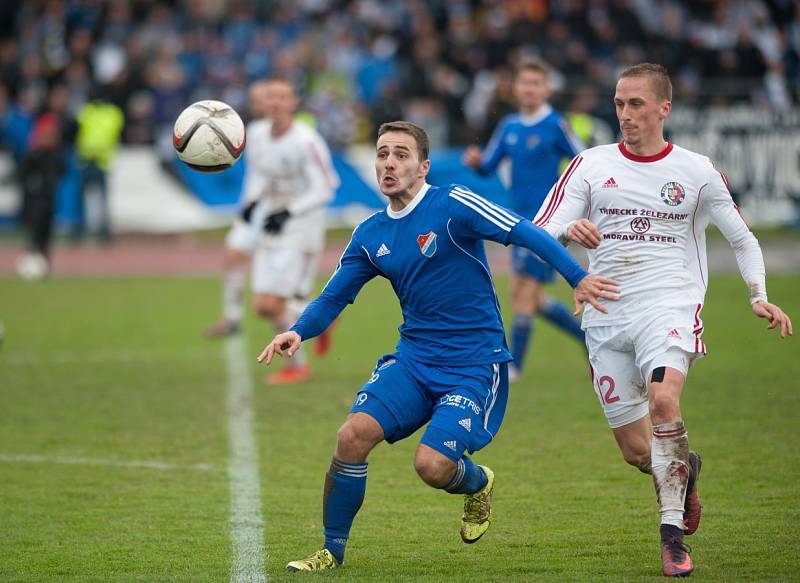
[257,331,302,365]
[573,274,620,315]
[567,219,602,249]
[751,301,793,339]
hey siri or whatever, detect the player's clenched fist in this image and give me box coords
[567,219,602,249]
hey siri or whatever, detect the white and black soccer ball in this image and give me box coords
[173,100,246,173]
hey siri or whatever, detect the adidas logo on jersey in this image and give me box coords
[458,418,472,432]
[602,177,619,188]
[376,243,391,257]
[443,440,458,451]
[667,328,682,338]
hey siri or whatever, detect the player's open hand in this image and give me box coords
[462,145,482,169]
[573,274,620,315]
[257,331,302,365]
[567,219,602,249]
[752,300,793,339]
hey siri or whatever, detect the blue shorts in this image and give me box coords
[511,245,556,283]
[350,353,509,462]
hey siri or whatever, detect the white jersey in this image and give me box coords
[534,142,767,328]
[242,119,339,251]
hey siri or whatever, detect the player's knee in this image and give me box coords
[649,390,681,423]
[413,449,454,488]
[253,296,282,319]
[335,418,381,461]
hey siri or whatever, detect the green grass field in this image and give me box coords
[1,274,798,581]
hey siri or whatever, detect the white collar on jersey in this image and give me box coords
[518,103,552,126]
[386,182,431,219]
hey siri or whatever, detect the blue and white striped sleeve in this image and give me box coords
[448,185,587,287]
[448,185,522,244]
[477,118,509,175]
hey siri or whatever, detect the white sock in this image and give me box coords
[652,421,690,529]
[222,269,247,322]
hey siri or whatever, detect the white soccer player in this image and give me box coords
[534,63,792,577]
[206,78,339,384]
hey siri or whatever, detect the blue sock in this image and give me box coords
[323,458,368,565]
[540,298,585,342]
[511,314,534,372]
[445,456,488,494]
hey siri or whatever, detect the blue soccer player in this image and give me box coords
[464,59,586,380]
[257,121,619,572]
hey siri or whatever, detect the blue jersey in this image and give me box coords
[479,105,583,220]
[291,183,588,365]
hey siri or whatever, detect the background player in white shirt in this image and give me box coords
[534,63,792,577]
[205,80,268,339]
[206,79,339,384]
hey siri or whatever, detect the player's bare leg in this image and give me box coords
[205,248,249,337]
[612,415,652,474]
[254,293,311,384]
[414,444,494,543]
[649,367,694,577]
[287,413,383,571]
[612,412,702,539]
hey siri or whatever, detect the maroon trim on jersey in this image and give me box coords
[618,141,673,162]
[535,155,583,226]
[691,184,707,288]
[308,139,335,189]
[693,303,706,354]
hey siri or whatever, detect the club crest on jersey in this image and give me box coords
[660,182,686,206]
[417,231,438,257]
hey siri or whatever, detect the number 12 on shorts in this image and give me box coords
[596,375,620,404]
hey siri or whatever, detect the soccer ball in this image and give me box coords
[173,100,245,173]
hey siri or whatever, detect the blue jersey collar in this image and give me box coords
[387,182,431,219]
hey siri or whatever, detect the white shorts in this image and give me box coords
[585,303,707,429]
[226,202,271,254]
[251,246,322,298]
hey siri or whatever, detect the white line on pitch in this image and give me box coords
[224,335,267,583]
[0,453,215,472]
[1,347,217,366]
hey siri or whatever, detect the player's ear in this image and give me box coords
[419,159,430,178]
[660,100,672,120]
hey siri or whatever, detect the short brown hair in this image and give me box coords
[516,59,549,79]
[619,63,672,101]
[377,121,430,161]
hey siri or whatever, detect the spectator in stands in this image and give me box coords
[72,84,124,243]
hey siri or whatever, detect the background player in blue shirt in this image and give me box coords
[464,60,586,381]
[257,121,619,572]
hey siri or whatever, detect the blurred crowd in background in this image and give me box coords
[1,0,799,159]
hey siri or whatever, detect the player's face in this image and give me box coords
[262,82,297,122]
[514,69,549,112]
[248,83,269,118]
[375,132,430,198]
[614,76,671,146]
